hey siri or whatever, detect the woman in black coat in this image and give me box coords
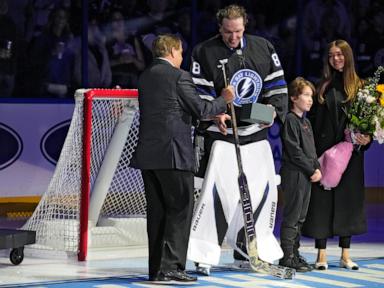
[302,40,371,271]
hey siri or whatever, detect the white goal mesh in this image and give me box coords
[23,89,146,259]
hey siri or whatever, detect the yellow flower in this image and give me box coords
[378,85,384,107]
[377,84,384,94]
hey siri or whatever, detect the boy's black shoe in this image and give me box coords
[296,254,313,271]
[279,255,312,272]
[163,270,197,282]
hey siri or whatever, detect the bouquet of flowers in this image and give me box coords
[319,66,384,190]
[345,66,384,144]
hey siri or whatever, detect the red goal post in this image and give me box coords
[80,89,139,260]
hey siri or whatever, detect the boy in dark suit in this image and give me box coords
[279,77,321,272]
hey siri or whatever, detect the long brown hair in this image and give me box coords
[317,39,363,104]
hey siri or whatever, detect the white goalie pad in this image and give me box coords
[187,140,283,265]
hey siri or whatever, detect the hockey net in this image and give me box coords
[23,89,146,260]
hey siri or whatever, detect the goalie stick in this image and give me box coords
[218,59,295,279]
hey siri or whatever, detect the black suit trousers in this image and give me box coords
[141,169,194,277]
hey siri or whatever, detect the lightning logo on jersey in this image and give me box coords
[230,69,263,106]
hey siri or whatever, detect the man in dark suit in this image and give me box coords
[130,34,234,283]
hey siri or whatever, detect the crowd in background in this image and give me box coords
[0,0,383,99]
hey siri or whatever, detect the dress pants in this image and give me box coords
[141,169,194,278]
[279,169,311,256]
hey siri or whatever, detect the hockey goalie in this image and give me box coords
[186,4,295,278]
[187,138,284,274]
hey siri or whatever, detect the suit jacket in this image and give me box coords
[131,58,227,172]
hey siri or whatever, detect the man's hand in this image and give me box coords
[310,169,322,182]
[214,113,231,135]
[221,85,235,103]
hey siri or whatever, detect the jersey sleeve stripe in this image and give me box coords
[264,70,284,81]
[192,77,214,87]
[263,88,288,98]
[263,79,287,89]
[199,95,215,101]
[196,86,216,97]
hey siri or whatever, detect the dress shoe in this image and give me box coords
[164,270,197,282]
[148,272,171,282]
[315,261,328,270]
[340,258,359,270]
